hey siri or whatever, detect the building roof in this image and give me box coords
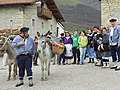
[0,0,65,22]
[46,0,65,22]
[0,0,35,5]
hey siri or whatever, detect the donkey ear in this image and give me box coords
[5,37,8,41]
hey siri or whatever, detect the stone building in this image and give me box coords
[0,0,65,36]
[101,0,120,27]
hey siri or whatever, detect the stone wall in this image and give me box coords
[0,4,58,36]
[0,5,23,30]
[101,0,120,27]
[23,4,58,36]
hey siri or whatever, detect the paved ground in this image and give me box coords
[0,57,120,90]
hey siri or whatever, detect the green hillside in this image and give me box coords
[56,0,100,10]
[55,0,101,32]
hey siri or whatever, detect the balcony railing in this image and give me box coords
[37,7,52,20]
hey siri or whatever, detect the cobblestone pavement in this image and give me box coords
[0,58,120,90]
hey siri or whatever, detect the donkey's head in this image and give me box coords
[0,36,7,56]
[0,35,16,56]
[38,36,47,49]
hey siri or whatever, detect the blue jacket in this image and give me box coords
[12,35,36,56]
[109,25,120,45]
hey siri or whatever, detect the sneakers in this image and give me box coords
[101,62,110,69]
[115,68,120,71]
[115,66,120,71]
[15,80,33,87]
[29,81,33,87]
[28,79,33,87]
[15,82,24,87]
[110,66,118,69]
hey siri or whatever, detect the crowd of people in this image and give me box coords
[33,18,120,72]
[10,18,120,87]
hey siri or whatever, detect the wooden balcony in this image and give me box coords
[37,7,52,20]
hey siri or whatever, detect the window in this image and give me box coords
[42,22,44,28]
[32,19,35,26]
[10,20,13,29]
[51,25,52,30]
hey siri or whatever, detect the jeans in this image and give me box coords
[87,46,96,58]
[79,47,87,63]
[110,45,120,62]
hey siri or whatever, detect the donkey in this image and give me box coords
[37,36,52,81]
[0,35,17,81]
